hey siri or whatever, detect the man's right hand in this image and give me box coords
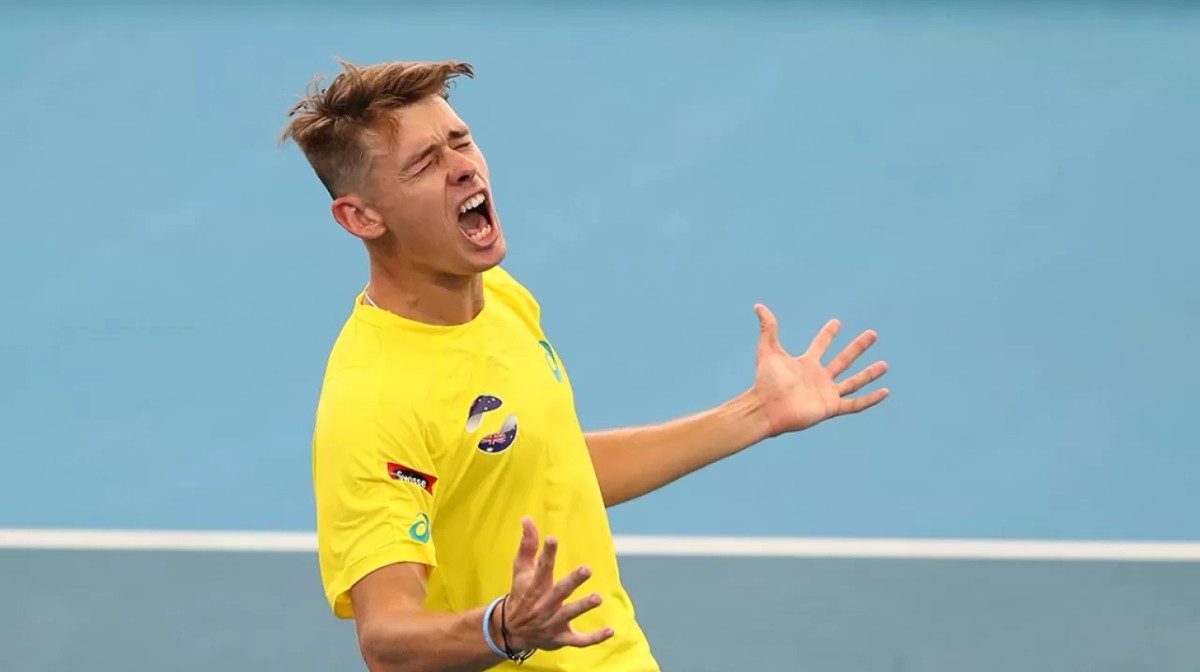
[494,517,615,653]
[348,517,613,672]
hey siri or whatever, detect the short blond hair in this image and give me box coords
[281,59,474,197]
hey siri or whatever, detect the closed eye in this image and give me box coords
[397,160,433,182]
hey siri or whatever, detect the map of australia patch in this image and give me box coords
[478,415,519,454]
[466,395,503,431]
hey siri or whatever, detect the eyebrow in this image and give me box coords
[404,127,471,171]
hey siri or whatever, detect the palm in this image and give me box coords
[752,304,889,438]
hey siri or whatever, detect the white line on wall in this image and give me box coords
[2,529,1199,561]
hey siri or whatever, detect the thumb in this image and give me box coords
[754,303,782,354]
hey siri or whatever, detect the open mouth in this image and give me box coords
[458,192,496,246]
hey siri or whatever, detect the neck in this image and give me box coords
[364,252,485,327]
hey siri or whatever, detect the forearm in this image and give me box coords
[585,390,770,507]
[359,602,507,672]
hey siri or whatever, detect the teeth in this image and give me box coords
[459,193,487,214]
[467,221,492,241]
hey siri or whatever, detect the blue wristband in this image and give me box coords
[482,595,507,658]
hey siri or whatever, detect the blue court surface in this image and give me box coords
[2,1,1199,670]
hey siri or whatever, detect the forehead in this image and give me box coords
[384,97,467,154]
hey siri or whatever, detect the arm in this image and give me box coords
[587,305,890,507]
[350,519,614,672]
[352,563,505,672]
[585,390,768,507]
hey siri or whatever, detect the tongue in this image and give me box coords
[459,211,487,234]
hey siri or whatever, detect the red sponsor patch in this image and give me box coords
[387,462,437,494]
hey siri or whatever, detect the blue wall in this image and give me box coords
[2,1,1198,540]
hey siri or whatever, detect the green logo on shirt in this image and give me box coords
[538,340,562,383]
[409,513,431,543]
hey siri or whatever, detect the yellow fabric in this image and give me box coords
[312,266,659,670]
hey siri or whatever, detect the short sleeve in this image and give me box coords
[312,366,440,619]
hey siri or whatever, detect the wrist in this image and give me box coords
[498,596,537,662]
[497,600,529,650]
[482,596,507,659]
[484,595,535,662]
[727,387,775,444]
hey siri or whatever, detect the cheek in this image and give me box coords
[389,197,457,248]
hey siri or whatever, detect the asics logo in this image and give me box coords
[409,513,431,543]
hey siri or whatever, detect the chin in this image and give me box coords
[483,241,508,269]
[466,237,507,273]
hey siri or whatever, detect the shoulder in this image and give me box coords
[484,265,541,322]
[314,332,428,451]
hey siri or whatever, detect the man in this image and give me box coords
[282,59,888,672]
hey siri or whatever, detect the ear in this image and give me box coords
[331,194,388,241]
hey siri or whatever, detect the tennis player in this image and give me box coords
[282,59,888,672]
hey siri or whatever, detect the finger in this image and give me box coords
[804,319,841,360]
[532,534,559,589]
[550,591,604,626]
[836,361,888,397]
[513,517,539,571]
[754,304,783,355]
[837,387,890,415]
[544,565,594,607]
[559,626,616,649]
[826,329,878,378]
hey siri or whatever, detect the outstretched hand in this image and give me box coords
[751,304,889,438]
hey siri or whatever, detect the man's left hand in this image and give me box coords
[750,304,890,439]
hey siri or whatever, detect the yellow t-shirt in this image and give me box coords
[311,266,659,671]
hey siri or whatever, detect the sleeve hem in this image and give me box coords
[327,543,439,619]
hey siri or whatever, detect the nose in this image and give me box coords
[448,151,478,185]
